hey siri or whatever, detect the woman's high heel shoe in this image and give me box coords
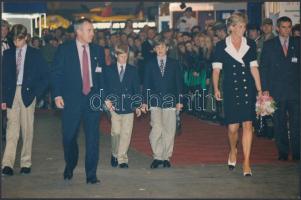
[227,148,237,170]
[243,164,252,176]
[228,157,236,170]
[243,170,252,177]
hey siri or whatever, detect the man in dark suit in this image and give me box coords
[260,16,300,161]
[103,44,142,169]
[51,18,109,184]
[1,20,12,54]
[1,24,48,176]
[141,38,183,168]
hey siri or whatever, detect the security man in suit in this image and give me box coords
[52,18,109,184]
[260,16,300,161]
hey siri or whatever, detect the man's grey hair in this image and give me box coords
[1,19,10,29]
[74,18,92,32]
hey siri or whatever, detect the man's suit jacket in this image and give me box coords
[143,57,183,108]
[103,63,141,114]
[260,36,300,101]
[2,46,49,108]
[51,40,105,111]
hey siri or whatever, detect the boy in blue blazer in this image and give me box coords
[1,24,48,176]
[104,44,142,168]
[141,38,183,168]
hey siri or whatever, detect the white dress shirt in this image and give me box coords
[117,62,127,74]
[16,44,27,85]
[157,55,167,67]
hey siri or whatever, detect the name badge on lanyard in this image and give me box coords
[291,57,298,63]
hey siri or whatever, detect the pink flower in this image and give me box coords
[255,94,277,117]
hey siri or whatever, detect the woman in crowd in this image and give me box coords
[203,35,220,121]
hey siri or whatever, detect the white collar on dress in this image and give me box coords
[224,36,249,66]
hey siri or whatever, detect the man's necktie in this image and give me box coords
[119,65,125,82]
[283,39,288,57]
[159,59,165,76]
[16,49,22,77]
[82,45,91,95]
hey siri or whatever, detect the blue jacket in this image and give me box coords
[143,57,183,108]
[2,46,49,108]
[51,40,106,111]
[260,36,300,101]
[103,63,141,114]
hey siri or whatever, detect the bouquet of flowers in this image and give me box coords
[255,94,277,117]
[254,94,277,137]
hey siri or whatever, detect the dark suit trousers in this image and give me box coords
[273,100,300,158]
[62,95,100,179]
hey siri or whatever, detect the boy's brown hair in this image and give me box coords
[115,44,129,55]
[11,24,27,40]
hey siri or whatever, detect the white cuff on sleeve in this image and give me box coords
[250,60,259,68]
[212,62,223,69]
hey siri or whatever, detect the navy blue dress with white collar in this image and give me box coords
[212,36,258,125]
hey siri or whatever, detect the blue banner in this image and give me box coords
[247,2,263,28]
[4,2,47,13]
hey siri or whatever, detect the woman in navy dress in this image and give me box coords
[212,12,263,176]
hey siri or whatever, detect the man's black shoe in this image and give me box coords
[111,155,118,167]
[119,163,129,168]
[150,159,163,169]
[163,160,171,168]
[278,155,288,161]
[63,167,73,180]
[2,166,13,176]
[20,167,31,174]
[86,177,100,184]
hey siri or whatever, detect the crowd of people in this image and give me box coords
[1,8,300,183]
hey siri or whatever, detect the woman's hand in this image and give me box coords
[257,90,263,97]
[214,90,222,101]
[262,91,270,96]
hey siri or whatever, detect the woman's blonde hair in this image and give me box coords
[203,36,213,59]
[226,12,248,34]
